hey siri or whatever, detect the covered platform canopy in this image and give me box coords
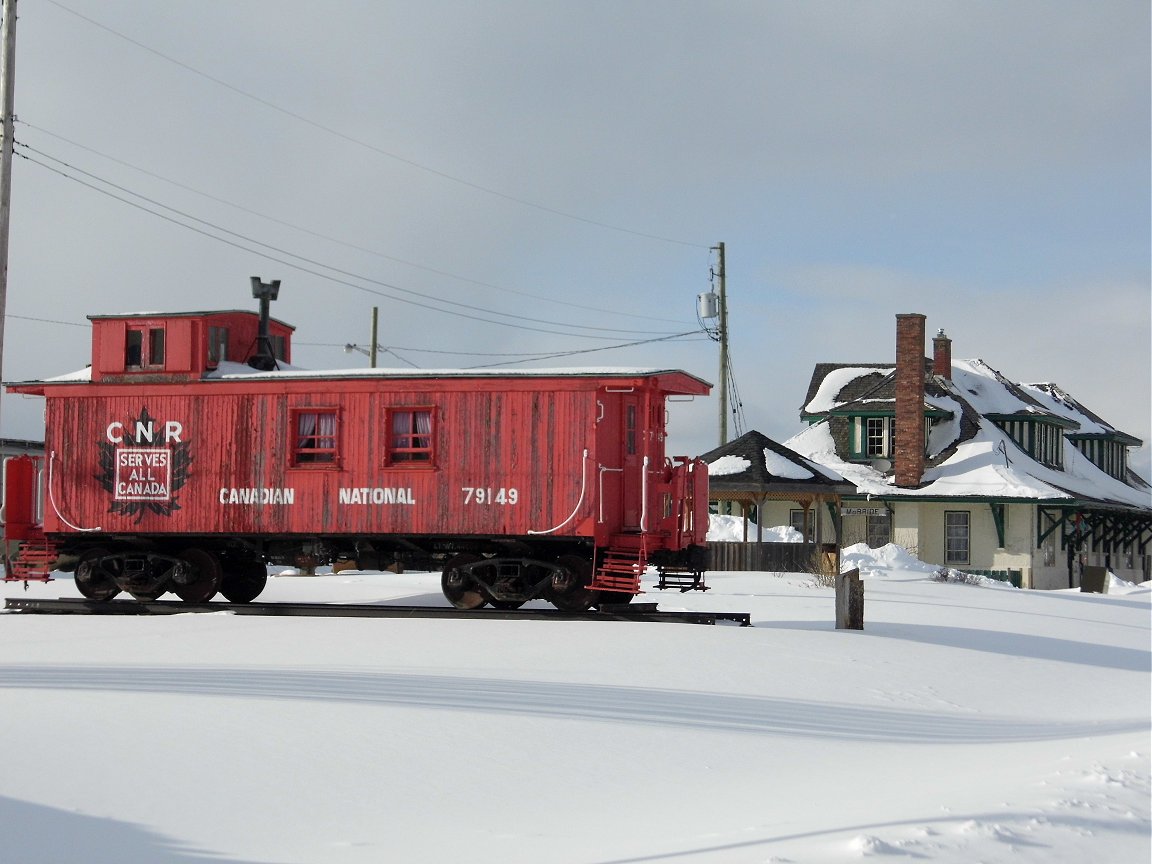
[699,429,858,546]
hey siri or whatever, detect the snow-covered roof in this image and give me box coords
[14,362,710,391]
[1020,381,1140,442]
[87,309,295,330]
[803,365,893,413]
[701,430,855,498]
[788,358,1151,510]
[204,362,708,384]
[800,362,950,419]
[948,360,1069,423]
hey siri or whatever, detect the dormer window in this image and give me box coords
[865,417,890,457]
[847,415,938,462]
[1071,436,1131,480]
[993,418,1065,471]
[848,416,893,459]
[125,326,166,369]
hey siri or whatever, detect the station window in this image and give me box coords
[291,409,339,466]
[386,408,435,466]
[125,326,166,369]
[945,511,970,565]
[789,508,815,542]
[866,509,891,548]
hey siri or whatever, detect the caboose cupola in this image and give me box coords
[87,302,293,383]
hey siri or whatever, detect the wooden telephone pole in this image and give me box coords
[0,0,17,436]
[714,241,729,446]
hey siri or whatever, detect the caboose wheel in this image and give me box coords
[220,560,268,603]
[74,547,121,601]
[173,548,223,602]
[549,555,597,613]
[441,554,488,609]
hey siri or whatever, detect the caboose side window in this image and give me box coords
[125,329,144,367]
[148,328,166,365]
[386,408,434,466]
[291,409,339,466]
[125,327,166,368]
[208,326,229,365]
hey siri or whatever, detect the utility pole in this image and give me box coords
[0,0,17,436]
[714,241,729,446]
[370,306,378,368]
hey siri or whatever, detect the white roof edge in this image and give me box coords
[13,364,710,387]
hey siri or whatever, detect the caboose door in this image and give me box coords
[597,391,643,532]
[620,394,643,530]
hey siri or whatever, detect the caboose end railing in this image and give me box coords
[3,454,55,583]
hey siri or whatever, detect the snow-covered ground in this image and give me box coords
[1,546,1148,863]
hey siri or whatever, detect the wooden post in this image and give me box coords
[1080,565,1108,594]
[836,567,864,629]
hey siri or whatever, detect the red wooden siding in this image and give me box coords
[39,376,646,542]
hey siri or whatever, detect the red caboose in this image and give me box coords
[3,289,711,610]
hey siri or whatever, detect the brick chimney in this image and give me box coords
[932,328,952,379]
[894,313,926,488]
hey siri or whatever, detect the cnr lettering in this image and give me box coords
[106,419,184,444]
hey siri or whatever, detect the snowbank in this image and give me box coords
[707,514,803,542]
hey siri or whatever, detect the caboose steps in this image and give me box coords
[654,567,710,593]
[591,546,647,594]
[4,537,60,583]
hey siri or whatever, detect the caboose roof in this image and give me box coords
[86,309,296,330]
[206,361,707,381]
[214,363,711,394]
[13,362,711,395]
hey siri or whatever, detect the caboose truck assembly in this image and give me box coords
[3,283,711,611]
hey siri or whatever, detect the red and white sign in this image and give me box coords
[114,448,172,501]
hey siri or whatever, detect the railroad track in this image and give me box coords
[3,597,752,626]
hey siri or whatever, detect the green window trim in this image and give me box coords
[991,417,1065,470]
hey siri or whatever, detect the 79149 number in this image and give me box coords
[462,487,519,505]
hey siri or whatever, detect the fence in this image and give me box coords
[708,541,832,573]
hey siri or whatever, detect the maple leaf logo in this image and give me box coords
[97,406,193,523]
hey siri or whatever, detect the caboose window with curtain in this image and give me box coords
[386,408,435,466]
[290,409,339,466]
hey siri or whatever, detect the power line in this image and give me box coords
[298,341,580,357]
[18,143,687,341]
[7,312,88,328]
[17,120,694,328]
[299,333,709,369]
[466,330,705,369]
[43,0,706,249]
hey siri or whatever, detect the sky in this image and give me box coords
[1,549,1149,863]
[1,1,1149,476]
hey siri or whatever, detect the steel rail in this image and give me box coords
[4,597,751,626]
